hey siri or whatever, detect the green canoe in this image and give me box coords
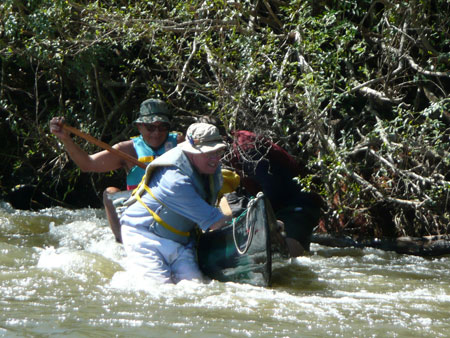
[197,192,285,287]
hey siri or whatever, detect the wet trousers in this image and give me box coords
[121,224,203,284]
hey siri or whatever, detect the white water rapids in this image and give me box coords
[1,202,449,337]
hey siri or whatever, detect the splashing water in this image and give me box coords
[1,202,449,337]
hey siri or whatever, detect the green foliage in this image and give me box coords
[0,0,449,235]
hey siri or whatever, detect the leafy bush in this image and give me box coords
[1,0,449,237]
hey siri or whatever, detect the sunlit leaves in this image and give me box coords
[0,0,449,231]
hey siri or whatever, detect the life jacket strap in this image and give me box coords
[134,183,190,237]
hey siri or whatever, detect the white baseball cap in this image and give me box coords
[179,123,226,154]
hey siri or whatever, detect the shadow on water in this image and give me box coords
[313,246,367,258]
[270,257,327,293]
[0,216,66,249]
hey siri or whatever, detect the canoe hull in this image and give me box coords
[197,194,277,287]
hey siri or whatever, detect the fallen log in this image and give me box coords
[311,234,450,257]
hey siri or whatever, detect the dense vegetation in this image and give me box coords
[1,0,449,239]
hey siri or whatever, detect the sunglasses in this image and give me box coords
[141,123,169,132]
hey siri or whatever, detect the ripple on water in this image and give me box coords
[1,204,450,337]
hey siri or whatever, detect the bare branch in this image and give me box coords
[359,86,404,104]
[349,171,425,207]
[171,38,198,98]
[377,39,450,78]
[262,0,283,29]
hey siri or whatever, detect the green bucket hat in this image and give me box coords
[134,99,171,125]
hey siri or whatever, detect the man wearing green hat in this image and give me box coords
[50,98,184,242]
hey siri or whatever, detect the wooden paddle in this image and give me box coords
[61,123,146,169]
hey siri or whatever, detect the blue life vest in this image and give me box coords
[127,147,223,244]
[126,133,178,190]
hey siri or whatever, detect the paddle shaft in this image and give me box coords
[62,124,146,169]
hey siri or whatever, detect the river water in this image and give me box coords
[1,201,449,337]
